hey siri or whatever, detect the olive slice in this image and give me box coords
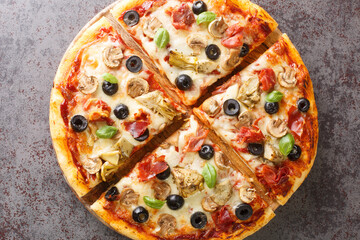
[199,144,215,160]
[297,98,310,112]
[192,0,207,15]
[135,129,150,142]
[166,194,184,210]
[105,186,119,201]
[126,56,143,73]
[223,99,240,116]
[190,212,207,229]
[264,102,279,114]
[70,115,88,132]
[132,206,149,223]
[235,203,253,220]
[102,81,118,96]
[239,43,250,57]
[123,10,140,27]
[288,144,301,161]
[205,44,221,60]
[247,143,264,156]
[175,74,193,91]
[114,104,129,120]
[156,164,171,180]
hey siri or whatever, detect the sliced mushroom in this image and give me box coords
[263,139,285,163]
[202,98,221,117]
[127,77,149,98]
[100,162,118,182]
[221,49,241,71]
[186,33,207,55]
[211,180,232,205]
[152,181,171,201]
[208,17,228,38]
[237,77,261,108]
[160,142,171,149]
[235,111,254,129]
[143,17,163,39]
[103,46,123,68]
[82,157,102,174]
[100,151,120,166]
[239,186,256,203]
[114,135,135,158]
[119,188,139,207]
[78,75,98,95]
[196,60,218,73]
[158,214,176,236]
[201,196,219,212]
[278,66,297,88]
[214,152,230,170]
[171,168,204,198]
[267,119,288,138]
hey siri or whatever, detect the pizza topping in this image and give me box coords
[135,128,150,142]
[202,98,221,117]
[239,186,256,203]
[205,44,221,60]
[105,186,120,201]
[82,157,102,174]
[237,77,260,108]
[175,74,193,91]
[236,126,265,144]
[202,163,217,188]
[114,104,130,120]
[166,194,185,210]
[78,75,98,95]
[70,115,88,132]
[169,51,217,73]
[171,3,195,30]
[221,24,244,49]
[127,78,149,98]
[287,106,305,137]
[143,196,166,209]
[126,55,143,73]
[221,49,241,71]
[102,46,123,69]
[196,11,217,25]
[214,152,230,170]
[96,126,118,139]
[138,155,168,181]
[183,128,209,152]
[279,133,295,156]
[259,68,276,91]
[211,206,235,232]
[235,111,254,128]
[124,110,150,139]
[197,60,218,73]
[192,0,207,15]
[267,119,288,138]
[191,212,207,229]
[247,143,264,156]
[202,196,219,212]
[223,99,240,116]
[152,181,171,201]
[100,151,120,165]
[211,180,232,205]
[208,17,228,38]
[288,144,302,161]
[135,91,179,120]
[186,33,207,56]
[143,17,162,39]
[264,140,284,163]
[123,10,140,27]
[114,135,134,158]
[154,28,170,49]
[171,168,204,198]
[132,206,149,223]
[100,162,118,181]
[102,80,118,96]
[84,98,112,122]
[277,66,297,88]
[256,164,290,186]
[158,214,177,236]
[156,164,171,180]
[199,144,215,160]
[264,102,279,114]
[266,91,284,103]
[297,98,310,112]
[239,43,250,57]
[235,203,253,220]
[120,188,139,207]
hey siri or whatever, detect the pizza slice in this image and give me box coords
[110,0,278,105]
[194,34,318,205]
[91,116,275,240]
[50,17,184,197]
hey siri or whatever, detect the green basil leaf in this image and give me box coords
[196,11,216,25]
[202,163,217,188]
[102,73,118,84]
[96,126,118,139]
[265,90,284,102]
[279,133,295,156]
[154,28,170,49]
[143,196,166,209]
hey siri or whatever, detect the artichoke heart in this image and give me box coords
[114,135,135,159]
[100,162,119,182]
[169,51,198,71]
[135,90,179,120]
[100,151,120,166]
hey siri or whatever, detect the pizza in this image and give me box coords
[194,34,318,205]
[49,0,318,239]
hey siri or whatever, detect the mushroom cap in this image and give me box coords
[214,152,230,170]
[119,188,139,207]
[208,17,228,38]
[202,98,221,117]
[221,49,241,71]
[211,180,232,205]
[266,119,288,138]
[239,186,256,203]
[278,66,297,88]
[201,196,219,212]
[152,181,171,201]
[235,111,254,128]
[157,214,176,236]
[78,75,98,95]
[127,77,149,98]
[143,17,163,39]
[82,157,102,174]
[186,33,207,55]
[102,46,123,68]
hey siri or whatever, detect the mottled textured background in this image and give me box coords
[0,0,359,239]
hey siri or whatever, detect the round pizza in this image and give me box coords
[49,0,318,239]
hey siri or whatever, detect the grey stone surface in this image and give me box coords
[0,0,359,239]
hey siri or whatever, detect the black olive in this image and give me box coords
[70,115,88,132]
[135,129,150,142]
[235,203,253,221]
[132,206,149,223]
[190,212,207,229]
[105,186,119,202]
[199,144,215,160]
[264,102,279,114]
[102,81,119,96]
[297,98,310,112]
[114,104,129,120]
[247,143,264,156]
[126,55,143,73]
[123,10,140,27]
[175,74,193,91]
[156,164,171,180]
[288,144,302,161]
[239,43,250,57]
[205,44,221,60]
[166,194,184,210]
[223,99,241,116]
[192,0,207,15]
